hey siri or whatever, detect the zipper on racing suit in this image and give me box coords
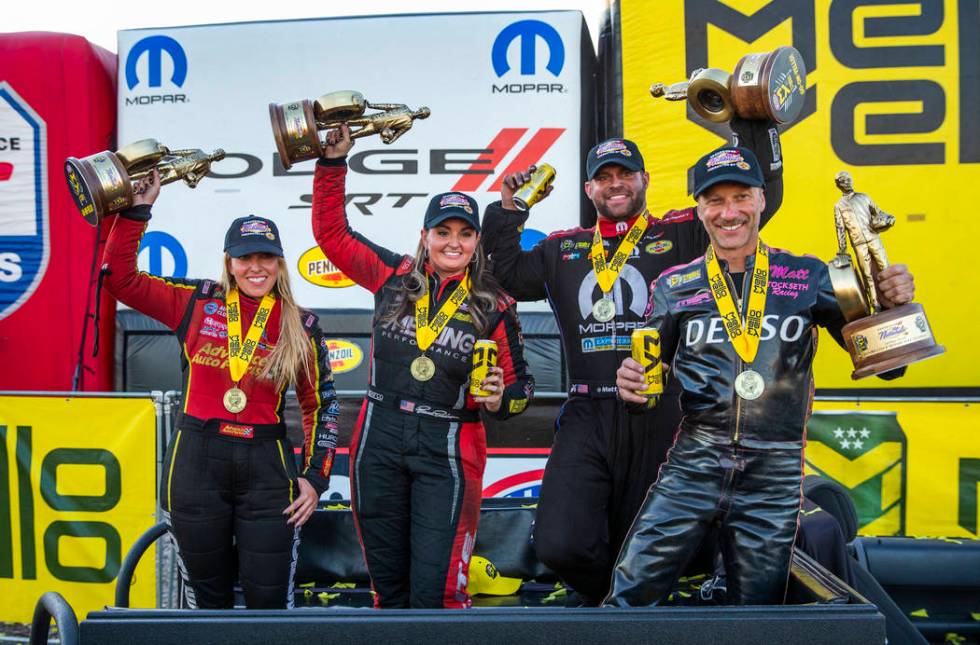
[728,270,750,444]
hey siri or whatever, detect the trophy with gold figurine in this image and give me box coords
[269,90,430,169]
[827,171,944,378]
[650,46,806,124]
[65,140,226,226]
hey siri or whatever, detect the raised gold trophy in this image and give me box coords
[827,171,944,379]
[269,90,430,169]
[65,140,225,226]
[650,47,806,124]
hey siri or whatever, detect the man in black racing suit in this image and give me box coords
[481,120,784,605]
[606,146,915,605]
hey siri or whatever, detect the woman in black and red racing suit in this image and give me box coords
[312,125,534,608]
[103,171,338,609]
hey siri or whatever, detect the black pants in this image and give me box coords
[161,429,300,609]
[605,431,803,606]
[532,395,680,605]
[349,401,486,608]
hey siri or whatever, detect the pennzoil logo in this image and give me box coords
[298,246,355,288]
[324,339,363,374]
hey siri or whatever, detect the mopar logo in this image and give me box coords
[124,35,188,106]
[138,231,187,278]
[491,20,566,95]
[126,35,187,89]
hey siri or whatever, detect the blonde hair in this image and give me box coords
[221,255,312,390]
[379,239,500,336]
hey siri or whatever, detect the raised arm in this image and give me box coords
[731,117,783,228]
[101,171,197,330]
[311,126,408,294]
[480,203,551,301]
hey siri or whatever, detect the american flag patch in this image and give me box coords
[570,384,589,394]
[400,400,416,413]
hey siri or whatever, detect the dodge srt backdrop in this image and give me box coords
[117,11,594,313]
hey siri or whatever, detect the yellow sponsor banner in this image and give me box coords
[806,400,980,539]
[0,396,157,622]
[620,0,980,387]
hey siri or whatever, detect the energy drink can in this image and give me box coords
[512,164,556,211]
[631,328,664,396]
[470,340,498,396]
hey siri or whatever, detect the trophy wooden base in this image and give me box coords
[842,302,945,379]
[64,153,132,226]
[730,46,806,124]
[269,100,321,170]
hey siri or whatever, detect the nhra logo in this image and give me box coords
[124,35,188,106]
[491,20,566,95]
[482,469,545,498]
[0,83,49,321]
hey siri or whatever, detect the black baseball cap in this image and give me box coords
[224,215,284,258]
[586,138,645,180]
[692,146,765,198]
[424,192,481,232]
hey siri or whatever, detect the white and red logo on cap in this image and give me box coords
[594,139,630,158]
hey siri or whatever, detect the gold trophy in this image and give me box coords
[650,46,806,124]
[827,171,944,379]
[269,90,431,169]
[65,140,225,226]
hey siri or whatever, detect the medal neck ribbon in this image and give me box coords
[591,213,649,293]
[414,272,470,352]
[226,288,277,383]
[704,241,769,364]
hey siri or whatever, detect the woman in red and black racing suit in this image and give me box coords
[312,125,534,608]
[103,171,338,609]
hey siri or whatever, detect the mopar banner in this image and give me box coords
[806,401,980,539]
[617,0,980,388]
[0,395,157,622]
[117,12,593,313]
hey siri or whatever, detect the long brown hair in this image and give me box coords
[221,255,312,390]
[378,239,501,336]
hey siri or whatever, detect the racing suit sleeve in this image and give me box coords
[481,201,550,301]
[312,158,408,294]
[295,321,339,497]
[487,302,535,420]
[102,206,198,330]
[812,263,906,381]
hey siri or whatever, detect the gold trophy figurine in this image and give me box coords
[269,90,430,169]
[650,46,806,124]
[826,172,944,379]
[65,140,225,226]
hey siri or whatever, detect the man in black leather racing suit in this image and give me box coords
[606,146,916,606]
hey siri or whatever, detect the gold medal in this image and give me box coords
[734,369,765,400]
[592,297,616,322]
[411,355,436,381]
[223,386,248,413]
